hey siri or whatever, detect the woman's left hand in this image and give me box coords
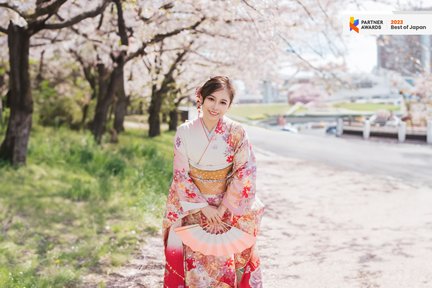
[217,204,227,218]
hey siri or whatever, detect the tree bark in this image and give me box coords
[92,55,124,144]
[0,73,4,126]
[168,109,178,131]
[35,50,45,86]
[147,49,189,138]
[71,52,97,130]
[0,96,3,127]
[148,84,163,137]
[0,23,32,166]
[113,69,128,133]
[169,95,188,131]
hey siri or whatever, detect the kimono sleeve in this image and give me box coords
[222,127,257,216]
[172,128,209,212]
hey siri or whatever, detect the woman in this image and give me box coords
[163,76,264,287]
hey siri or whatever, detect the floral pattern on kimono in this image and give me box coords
[163,116,264,288]
[163,127,209,242]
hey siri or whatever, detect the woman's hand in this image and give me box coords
[200,206,221,225]
[217,204,227,218]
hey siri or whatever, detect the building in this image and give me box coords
[377,35,431,76]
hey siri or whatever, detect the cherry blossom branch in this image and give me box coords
[279,34,322,73]
[293,0,343,57]
[33,0,68,17]
[113,0,128,46]
[0,2,27,19]
[194,29,236,40]
[43,0,110,30]
[190,51,234,66]
[125,16,205,63]
[137,2,174,24]
[241,0,261,15]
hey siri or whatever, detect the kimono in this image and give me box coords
[163,115,265,288]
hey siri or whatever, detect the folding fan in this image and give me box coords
[174,222,255,256]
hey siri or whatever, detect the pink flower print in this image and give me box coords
[186,257,196,271]
[207,197,217,205]
[242,185,251,198]
[224,258,234,268]
[236,166,245,180]
[226,134,235,148]
[226,155,234,163]
[231,215,240,226]
[167,211,178,222]
[175,136,181,149]
[215,121,225,134]
[173,170,181,182]
[185,188,196,198]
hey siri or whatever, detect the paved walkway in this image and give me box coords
[84,148,432,287]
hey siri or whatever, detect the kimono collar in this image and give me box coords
[199,117,223,141]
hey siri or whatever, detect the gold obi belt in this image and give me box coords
[189,164,233,195]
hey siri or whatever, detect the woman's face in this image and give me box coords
[200,89,231,122]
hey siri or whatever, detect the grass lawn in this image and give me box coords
[227,103,292,120]
[332,102,401,112]
[227,102,400,121]
[0,125,174,287]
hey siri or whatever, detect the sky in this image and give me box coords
[343,27,378,73]
[277,1,421,76]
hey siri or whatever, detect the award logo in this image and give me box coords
[350,17,359,33]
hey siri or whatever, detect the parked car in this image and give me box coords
[281,124,298,133]
[325,125,337,135]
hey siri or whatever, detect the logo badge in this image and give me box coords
[350,17,359,33]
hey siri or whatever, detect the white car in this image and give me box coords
[282,124,299,133]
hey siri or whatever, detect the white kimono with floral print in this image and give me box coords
[163,116,264,288]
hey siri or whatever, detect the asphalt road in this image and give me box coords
[245,125,432,188]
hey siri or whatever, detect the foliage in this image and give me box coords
[0,125,174,287]
[33,79,88,129]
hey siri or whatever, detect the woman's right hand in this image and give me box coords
[200,206,221,225]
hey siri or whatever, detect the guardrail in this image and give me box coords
[337,118,432,144]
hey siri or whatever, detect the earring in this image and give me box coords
[196,99,201,116]
[195,88,201,117]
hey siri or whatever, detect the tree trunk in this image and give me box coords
[0,72,4,124]
[92,56,124,144]
[0,97,3,126]
[168,109,178,131]
[80,102,90,130]
[36,50,45,86]
[0,23,32,166]
[80,88,95,130]
[148,85,163,137]
[113,70,127,133]
[80,66,97,131]
[0,76,3,125]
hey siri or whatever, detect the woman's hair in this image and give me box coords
[198,76,235,105]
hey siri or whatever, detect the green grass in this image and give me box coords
[227,103,292,120]
[0,125,174,287]
[227,102,401,121]
[333,102,400,112]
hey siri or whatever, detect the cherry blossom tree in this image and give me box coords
[0,0,109,165]
[0,0,372,161]
[143,39,195,137]
[64,1,204,142]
